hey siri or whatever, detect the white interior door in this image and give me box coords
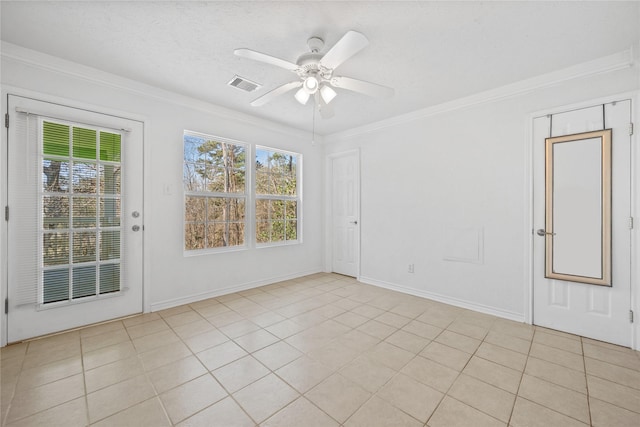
[533,100,632,346]
[331,151,359,277]
[7,95,144,342]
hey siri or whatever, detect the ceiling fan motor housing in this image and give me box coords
[307,36,324,53]
[296,53,332,81]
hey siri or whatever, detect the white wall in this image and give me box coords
[325,52,640,322]
[0,44,324,344]
[2,42,639,346]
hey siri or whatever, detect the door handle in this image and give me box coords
[132,225,141,232]
[536,229,556,236]
[349,220,358,225]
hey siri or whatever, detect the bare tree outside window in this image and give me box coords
[183,132,246,250]
[255,147,299,244]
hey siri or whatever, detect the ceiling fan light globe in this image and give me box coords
[294,88,310,105]
[320,85,337,104]
[303,76,319,94]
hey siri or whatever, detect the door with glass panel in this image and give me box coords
[7,95,143,342]
[532,100,632,346]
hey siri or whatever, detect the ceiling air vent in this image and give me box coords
[228,75,261,92]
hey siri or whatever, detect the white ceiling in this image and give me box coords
[2,1,639,136]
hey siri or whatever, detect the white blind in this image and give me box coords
[9,111,125,307]
[9,111,39,306]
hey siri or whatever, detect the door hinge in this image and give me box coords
[630,217,634,230]
[630,122,634,136]
[4,298,7,315]
[630,310,635,323]
[4,206,8,221]
[4,113,8,129]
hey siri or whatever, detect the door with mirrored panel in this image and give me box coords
[7,96,143,342]
[532,100,632,346]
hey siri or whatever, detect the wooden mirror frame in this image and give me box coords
[545,129,612,286]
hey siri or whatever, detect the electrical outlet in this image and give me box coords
[408,263,414,273]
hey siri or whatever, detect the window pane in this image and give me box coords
[207,197,226,221]
[43,196,69,229]
[272,221,285,242]
[72,196,97,228]
[185,223,205,250]
[256,199,269,221]
[73,127,97,160]
[185,197,206,222]
[100,132,121,162]
[203,142,225,167]
[100,231,120,261]
[206,167,226,192]
[269,173,284,195]
[285,201,297,219]
[256,221,270,243]
[230,145,246,169]
[43,121,70,157]
[100,164,121,195]
[256,149,269,169]
[228,169,245,193]
[256,171,269,194]
[229,199,245,221]
[286,220,297,241]
[43,232,69,266]
[271,200,285,220]
[72,162,98,194]
[284,172,297,196]
[72,232,96,263]
[72,265,96,299]
[43,268,69,303]
[184,163,206,192]
[228,222,245,246]
[43,159,70,192]
[100,264,120,294]
[99,197,121,227]
[184,135,207,162]
[205,223,222,248]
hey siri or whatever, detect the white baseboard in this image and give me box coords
[150,267,324,312]
[359,276,525,323]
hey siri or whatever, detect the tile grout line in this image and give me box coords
[581,337,593,427]
[505,325,533,426]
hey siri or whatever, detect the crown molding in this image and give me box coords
[0,41,311,140]
[325,47,635,143]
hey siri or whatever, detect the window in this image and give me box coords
[255,147,300,245]
[183,132,246,251]
[41,120,122,303]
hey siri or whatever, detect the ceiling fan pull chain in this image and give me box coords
[311,102,316,145]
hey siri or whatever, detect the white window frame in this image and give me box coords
[254,145,302,247]
[183,130,249,255]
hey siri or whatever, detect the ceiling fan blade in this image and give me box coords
[314,93,335,119]
[320,30,369,70]
[250,81,302,107]
[234,48,299,71]
[331,76,394,99]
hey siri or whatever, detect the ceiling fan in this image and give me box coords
[234,31,394,118]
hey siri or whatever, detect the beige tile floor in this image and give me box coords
[1,273,639,426]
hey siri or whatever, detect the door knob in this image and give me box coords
[132,225,141,232]
[349,220,358,225]
[536,229,556,236]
